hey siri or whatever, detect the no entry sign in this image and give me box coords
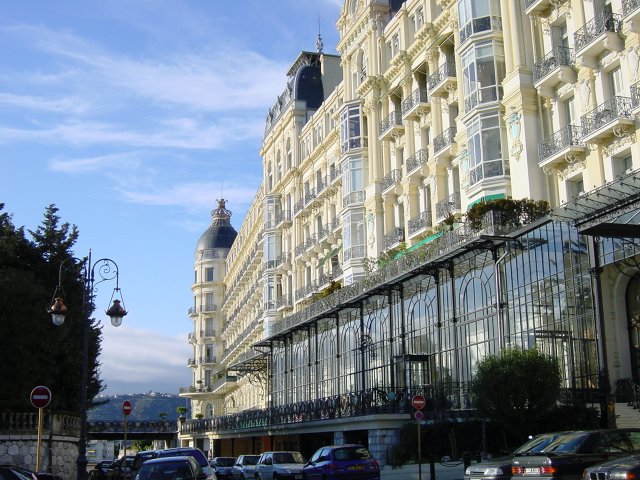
[122,400,132,416]
[411,395,426,410]
[30,386,52,409]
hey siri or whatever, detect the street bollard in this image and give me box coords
[463,452,471,471]
[430,457,436,480]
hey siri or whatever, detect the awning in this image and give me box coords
[318,243,342,267]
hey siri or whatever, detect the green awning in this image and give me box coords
[467,193,506,209]
[394,232,443,258]
[318,244,342,267]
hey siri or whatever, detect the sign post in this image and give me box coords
[122,400,132,459]
[412,395,426,480]
[30,386,52,472]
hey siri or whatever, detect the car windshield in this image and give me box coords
[273,452,304,464]
[514,432,567,455]
[334,447,372,460]
[159,450,207,468]
[242,456,259,465]
[215,458,235,467]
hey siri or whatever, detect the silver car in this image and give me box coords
[254,451,305,480]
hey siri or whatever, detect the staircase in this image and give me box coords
[615,402,640,428]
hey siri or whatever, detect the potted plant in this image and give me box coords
[176,406,188,422]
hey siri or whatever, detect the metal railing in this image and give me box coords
[381,168,403,192]
[406,149,429,174]
[427,62,456,91]
[464,86,502,113]
[401,87,428,115]
[623,0,640,16]
[533,46,575,83]
[580,96,633,137]
[434,127,457,153]
[435,192,461,220]
[343,191,365,207]
[631,81,640,109]
[538,125,584,163]
[408,210,432,235]
[460,16,502,45]
[379,110,403,136]
[574,12,622,53]
[384,227,405,249]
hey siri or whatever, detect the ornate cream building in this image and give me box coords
[180,0,640,463]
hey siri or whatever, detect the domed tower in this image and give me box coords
[184,199,237,424]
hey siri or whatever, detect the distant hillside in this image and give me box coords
[87,392,190,421]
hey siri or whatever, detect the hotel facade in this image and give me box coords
[180,0,640,464]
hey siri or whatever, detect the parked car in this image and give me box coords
[465,431,577,480]
[210,457,236,480]
[107,455,135,480]
[90,460,114,480]
[582,453,640,480]
[131,450,162,478]
[231,455,260,480]
[0,466,37,480]
[155,448,213,477]
[511,429,640,480]
[302,444,380,480]
[255,451,305,480]
[134,456,209,480]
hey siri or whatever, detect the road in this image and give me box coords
[381,460,468,480]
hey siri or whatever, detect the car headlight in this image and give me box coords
[610,471,636,480]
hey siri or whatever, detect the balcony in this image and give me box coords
[538,125,586,169]
[343,245,366,262]
[379,110,404,141]
[408,210,432,236]
[405,149,429,176]
[343,191,365,208]
[381,168,403,194]
[293,198,305,216]
[188,332,197,344]
[524,0,567,16]
[401,87,429,120]
[384,227,405,250]
[275,210,292,228]
[435,192,461,221]
[275,294,293,310]
[433,127,457,162]
[464,86,502,114]
[533,46,577,98]
[459,16,502,46]
[624,0,640,31]
[632,81,640,113]
[187,358,196,367]
[427,62,457,97]
[574,12,623,68]
[580,96,635,143]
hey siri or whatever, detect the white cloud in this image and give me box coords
[0,92,90,114]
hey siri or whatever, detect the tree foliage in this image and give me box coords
[0,203,104,413]
[470,347,561,442]
[466,198,551,231]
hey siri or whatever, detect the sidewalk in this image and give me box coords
[381,460,468,480]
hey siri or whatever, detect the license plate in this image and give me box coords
[348,465,365,470]
[294,475,302,480]
[525,468,539,475]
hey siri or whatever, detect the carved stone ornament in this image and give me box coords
[603,133,636,157]
[506,107,523,161]
[367,211,376,246]
[458,149,470,187]
[579,79,592,113]
[557,82,574,98]
[560,160,586,180]
[629,47,640,82]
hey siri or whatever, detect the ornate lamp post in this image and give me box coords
[48,250,127,480]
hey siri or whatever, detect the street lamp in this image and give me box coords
[48,250,127,480]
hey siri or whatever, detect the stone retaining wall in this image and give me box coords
[0,434,78,480]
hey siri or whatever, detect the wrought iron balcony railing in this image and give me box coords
[580,96,633,137]
[435,192,461,220]
[433,127,457,153]
[379,110,403,136]
[275,210,292,226]
[401,87,428,115]
[464,86,502,113]
[574,12,622,53]
[427,62,456,91]
[408,210,432,235]
[624,0,640,16]
[344,245,366,262]
[384,227,405,249]
[533,46,575,83]
[275,294,292,309]
[343,191,365,207]
[405,149,429,174]
[381,168,403,192]
[538,125,584,163]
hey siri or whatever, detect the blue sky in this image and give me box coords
[1,0,342,395]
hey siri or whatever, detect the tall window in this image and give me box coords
[340,104,363,153]
[466,113,506,186]
[205,267,214,282]
[461,42,505,112]
[343,157,364,207]
[343,210,365,261]
[609,66,625,98]
[458,0,501,44]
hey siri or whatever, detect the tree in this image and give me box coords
[470,347,561,442]
[0,203,104,412]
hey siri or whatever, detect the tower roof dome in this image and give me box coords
[196,199,238,252]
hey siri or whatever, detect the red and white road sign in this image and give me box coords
[30,386,52,409]
[411,395,426,410]
[122,400,132,416]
